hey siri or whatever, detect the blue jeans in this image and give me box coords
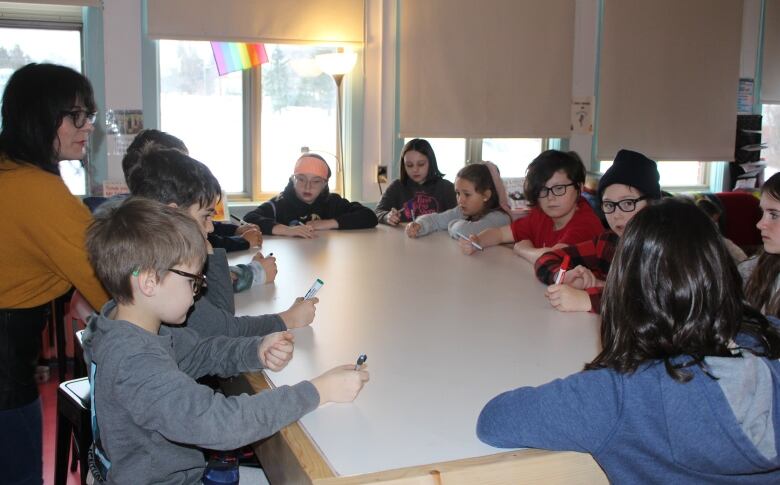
[0,398,42,484]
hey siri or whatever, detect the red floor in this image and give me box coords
[40,366,81,485]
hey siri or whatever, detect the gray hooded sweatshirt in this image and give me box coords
[82,301,319,485]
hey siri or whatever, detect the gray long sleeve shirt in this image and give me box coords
[414,207,511,239]
[84,301,320,485]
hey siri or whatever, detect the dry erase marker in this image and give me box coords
[456,232,483,251]
[304,278,324,300]
[355,353,367,371]
[554,255,571,285]
[230,213,247,225]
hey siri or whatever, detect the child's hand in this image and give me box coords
[282,225,318,239]
[562,265,597,290]
[385,209,401,226]
[405,222,421,238]
[306,219,339,231]
[311,364,370,405]
[458,234,481,255]
[239,227,263,247]
[545,285,592,312]
[280,297,318,328]
[258,331,295,371]
[252,252,277,283]
[235,223,260,236]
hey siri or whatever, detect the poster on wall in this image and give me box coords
[737,79,754,115]
[105,109,143,156]
[570,96,594,135]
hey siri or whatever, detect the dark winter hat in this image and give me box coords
[598,149,661,200]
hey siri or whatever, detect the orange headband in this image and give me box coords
[294,156,330,179]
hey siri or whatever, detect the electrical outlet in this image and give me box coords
[376,165,388,184]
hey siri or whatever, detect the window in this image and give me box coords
[763,104,780,180]
[482,138,544,178]
[0,24,84,194]
[402,138,544,181]
[159,41,338,198]
[599,160,710,190]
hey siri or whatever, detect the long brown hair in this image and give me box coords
[745,173,780,317]
[586,198,780,382]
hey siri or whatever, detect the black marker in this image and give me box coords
[355,354,367,371]
[230,213,246,226]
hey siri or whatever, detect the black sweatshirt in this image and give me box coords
[375,177,457,224]
[244,182,378,234]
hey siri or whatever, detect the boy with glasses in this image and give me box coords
[244,153,378,238]
[461,150,603,262]
[535,149,661,313]
[83,197,369,484]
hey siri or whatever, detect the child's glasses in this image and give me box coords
[538,182,576,198]
[167,268,207,296]
[61,109,97,129]
[601,196,648,214]
[293,174,326,189]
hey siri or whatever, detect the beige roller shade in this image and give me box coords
[0,0,99,6]
[147,0,364,44]
[597,0,742,161]
[763,0,780,103]
[0,1,96,23]
[399,0,575,138]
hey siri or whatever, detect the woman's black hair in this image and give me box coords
[587,198,780,382]
[745,173,780,318]
[523,150,585,206]
[399,138,444,184]
[0,63,96,174]
[456,164,500,219]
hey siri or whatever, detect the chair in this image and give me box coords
[54,376,91,485]
[66,291,95,379]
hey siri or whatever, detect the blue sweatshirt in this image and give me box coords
[477,347,780,483]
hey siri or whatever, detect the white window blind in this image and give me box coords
[399,0,575,139]
[0,1,93,23]
[597,0,743,161]
[147,0,363,45]
[762,0,780,103]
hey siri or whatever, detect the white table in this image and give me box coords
[228,226,607,484]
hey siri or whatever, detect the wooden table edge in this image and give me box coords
[224,372,607,485]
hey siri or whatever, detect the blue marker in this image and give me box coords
[355,353,367,371]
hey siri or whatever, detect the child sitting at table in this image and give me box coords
[127,146,315,335]
[375,138,457,226]
[243,153,378,238]
[535,149,661,313]
[460,150,603,263]
[742,172,780,318]
[405,161,511,239]
[83,197,369,484]
[477,198,780,483]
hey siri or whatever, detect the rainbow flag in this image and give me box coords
[210,42,268,76]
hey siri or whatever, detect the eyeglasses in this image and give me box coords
[167,268,207,296]
[601,196,648,214]
[538,182,576,199]
[293,174,326,189]
[61,109,97,129]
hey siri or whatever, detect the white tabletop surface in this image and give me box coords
[229,226,601,477]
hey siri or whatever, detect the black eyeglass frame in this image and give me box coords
[167,268,207,295]
[601,196,649,214]
[537,182,577,199]
[61,109,97,129]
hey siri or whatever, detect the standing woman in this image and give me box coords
[0,63,108,484]
[375,138,457,225]
[742,172,780,318]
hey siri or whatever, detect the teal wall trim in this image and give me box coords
[392,0,404,179]
[141,0,160,130]
[83,6,106,194]
[590,0,605,171]
[755,0,767,112]
[346,50,365,201]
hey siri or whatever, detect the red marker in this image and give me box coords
[554,255,570,285]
